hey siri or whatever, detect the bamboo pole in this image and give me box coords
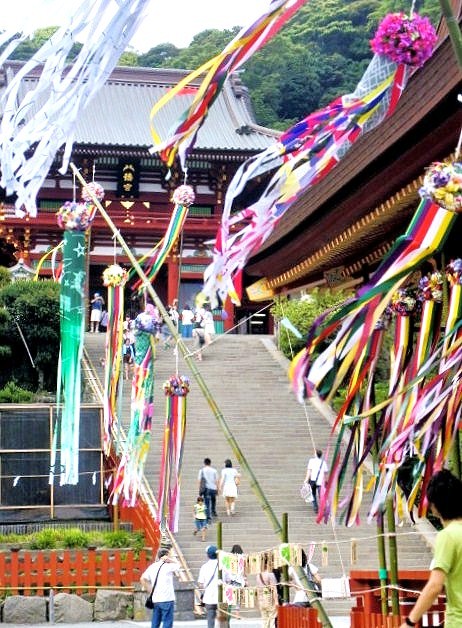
[386,498,400,616]
[282,513,290,605]
[370,413,388,616]
[71,163,333,627]
[438,0,462,69]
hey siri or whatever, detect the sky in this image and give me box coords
[2,0,272,52]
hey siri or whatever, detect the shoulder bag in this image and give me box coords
[145,562,165,609]
[199,469,207,496]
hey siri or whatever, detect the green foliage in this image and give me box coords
[61,528,88,548]
[0,381,35,403]
[271,289,352,359]
[0,280,60,391]
[102,530,132,548]
[0,528,146,550]
[7,27,83,61]
[0,267,11,290]
[30,529,57,550]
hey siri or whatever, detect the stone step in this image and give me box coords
[84,332,434,618]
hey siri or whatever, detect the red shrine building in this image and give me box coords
[0,62,278,330]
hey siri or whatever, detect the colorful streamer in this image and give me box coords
[201,13,437,307]
[51,199,96,485]
[149,0,309,170]
[0,0,150,216]
[102,263,128,455]
[289,170,460,521]
[111,305,157,506]
[132,185,195,292]
[157,375,190,532]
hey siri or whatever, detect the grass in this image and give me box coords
[0,528,146,551]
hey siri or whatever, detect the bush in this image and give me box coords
[0,381,35,403]
[62,528,88,548]
[102,530,132,548]
[30,529,58,549]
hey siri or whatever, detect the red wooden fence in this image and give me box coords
[0,547,155,596]
[278,605,322,627]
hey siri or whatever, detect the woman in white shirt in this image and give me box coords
[219,459,240,516]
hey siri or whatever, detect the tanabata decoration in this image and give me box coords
[51,198,97,485]
[156,375,190,532]
[132,185,195,292]
[0,0,150,216]
[289,159,462,524]
[201,12,437,307]
[111,305,157,506]
[149,0,309,171]
[102,263,128,455]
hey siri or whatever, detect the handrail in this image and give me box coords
[81,345,195,584]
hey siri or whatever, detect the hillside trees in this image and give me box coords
[0,279,60,391]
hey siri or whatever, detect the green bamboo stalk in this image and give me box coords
[369,413,388,615]
[386,497,400,616]
[438,0,462,69]
[282,513,290,605]
[71,164,333,627]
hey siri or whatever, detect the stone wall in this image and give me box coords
[0,583,195,623]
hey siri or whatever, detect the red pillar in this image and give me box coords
[167,256,180,305]
[224,299,234,331]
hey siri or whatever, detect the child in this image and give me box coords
[193,496,207,541]
[122,336,135,380]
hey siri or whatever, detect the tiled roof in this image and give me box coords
[3,63,279,154]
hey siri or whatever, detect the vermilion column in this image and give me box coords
[167,256,180,305]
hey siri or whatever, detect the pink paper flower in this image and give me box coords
[371,12,436,67]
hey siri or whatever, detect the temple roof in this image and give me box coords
[2,62,279,156]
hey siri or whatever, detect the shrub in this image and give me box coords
[102,530,132,548]
[30,529,58,549]
[0,381,35,403]
[62,528,87,548]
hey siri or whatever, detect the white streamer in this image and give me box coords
[0,0,151,216]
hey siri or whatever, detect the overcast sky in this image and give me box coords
[2,0,272,51]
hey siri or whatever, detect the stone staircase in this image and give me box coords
[84,332,434,617]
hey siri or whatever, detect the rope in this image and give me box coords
[278,299,346,576]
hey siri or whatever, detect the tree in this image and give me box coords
[8,27,82,61]
[138,43,181,68]
[0,280,60,391]
[271,289,352,359]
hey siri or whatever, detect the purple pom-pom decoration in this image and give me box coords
[420,162,462,212]
[172,185,195,207]
[371,12,437,68]
[447,259,462,286]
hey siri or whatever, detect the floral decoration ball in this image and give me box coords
[163,375,191,396]
[102,264,128,287]
[371,12,437,68]
[81,181,105,203]
[420,162,462,212]
[446,259,462,286]
[172,185,195,207]
[418,271,443,302]
[391,288,417,316]
[56,201,95,231]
